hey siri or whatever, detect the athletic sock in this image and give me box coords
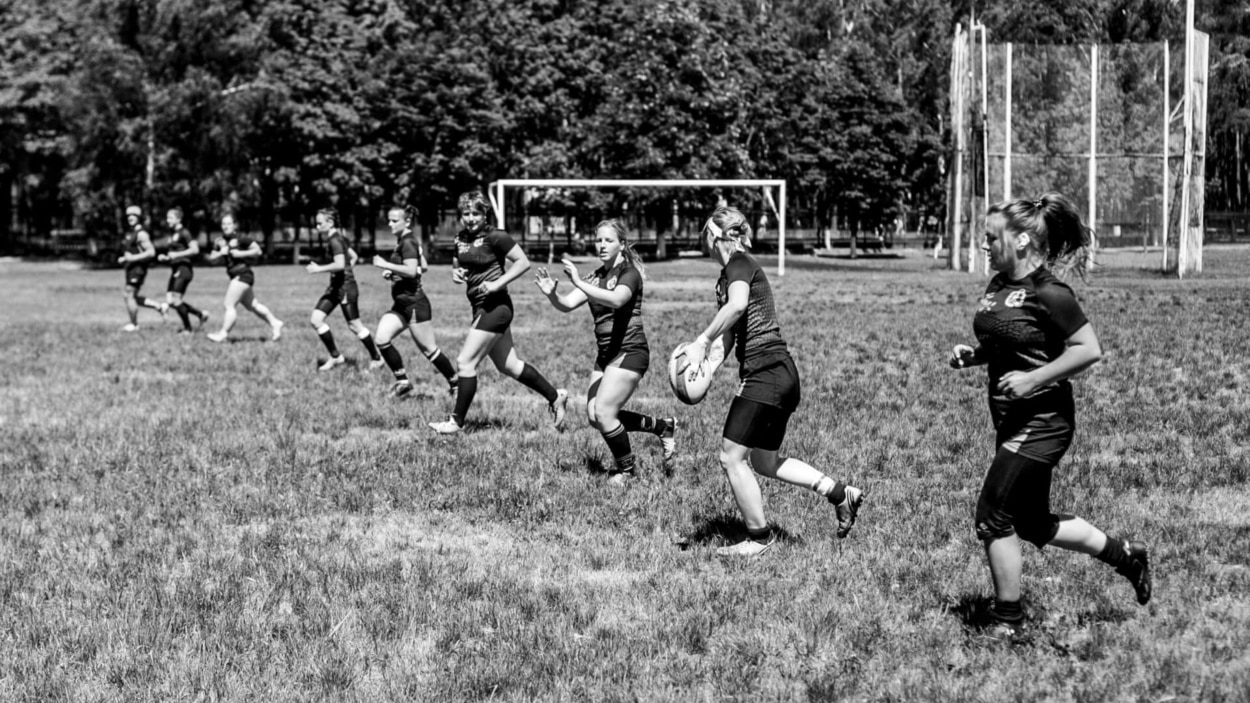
[517,362,558,403]
[991,599,1024,624]
[357,329,381,360]
[175,303,193,330]
[316,324,340,357]
[183,302,203,319]
[378,342,407,381]
[452,375,477,426]
[425,348,457,382]
[812,477,845,503]
[620,411,665,435]
[1095,538,1130,570]
[747,526,773,544]
[601,423,635,470]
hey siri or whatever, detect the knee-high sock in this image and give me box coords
[452,375,478,426]
[356,328,381,360]
[620,411,668,435]
[424,348,457,382]
[316,324,340,357]
[175,303,192,330]
[601,423,635,471]
[183,301,203,319]
[378,342,407,381]
[516,363,558,403]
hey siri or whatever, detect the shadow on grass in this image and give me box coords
[670,512,797,551]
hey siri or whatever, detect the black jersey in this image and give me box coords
[455,228,515,307]
[222,236,255,279]
[324,233,356,287]
[973,266,1089,413]
[586,259,648,358]
[168,225,196,268]
[716,251,788,375]
[389,234,423,297]
[124,226,150,273]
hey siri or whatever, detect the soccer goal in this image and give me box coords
[486,179,791,275]
[948,24,1209,277]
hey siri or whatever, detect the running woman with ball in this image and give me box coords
[950,192,1150,634]
[370,205,458,398]
[535,219,677,483]
[304,208,383,371]
[205,213,284,343]
[682,205,863,557]
[429,190,567,434]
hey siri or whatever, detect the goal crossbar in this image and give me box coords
[487,178,790,275]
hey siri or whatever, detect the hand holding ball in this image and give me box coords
[669,336,725,405]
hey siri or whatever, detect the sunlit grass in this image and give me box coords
[2,248,1248,701]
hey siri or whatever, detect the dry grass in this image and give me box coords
[1,248,1247,702]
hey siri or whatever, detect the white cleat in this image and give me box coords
[122,323,139,333]
[429,417,462,435]
[318,355,346,371]
[549,388,569,430]
[715,538,773,558]
[206,331,227,343]
[368,358,387,370]
[270,320,284,341]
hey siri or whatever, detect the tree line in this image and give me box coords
[1,0,1245,253]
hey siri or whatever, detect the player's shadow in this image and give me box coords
[674,513,796,550]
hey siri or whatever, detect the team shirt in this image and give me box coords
[324,233,356,288]
[715,251,789,376]
[455,228,515,307]
[585,259,647,358]
[221,236,255,279]
[167,224,196,269]
[973,266,1088,415]
[124,226,151,273]
[389,233,423,297]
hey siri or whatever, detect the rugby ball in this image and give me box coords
[668,337,726,405]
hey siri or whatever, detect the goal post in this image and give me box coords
[486,178,790,276]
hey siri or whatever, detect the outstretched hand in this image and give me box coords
[560,256,580,282]
[534,268,557,295]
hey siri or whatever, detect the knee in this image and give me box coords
[348,319,366,334]
[585,402,600,430]
[974,508,1016,543]
[308,315,322,328]
[500,358,525,378]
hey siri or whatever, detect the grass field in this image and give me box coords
[2,247,1248,702]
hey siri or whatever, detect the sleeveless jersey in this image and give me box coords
[455,229,515,307]
[324,233,356,287]
[973,266,1089,414]
[716,251,788,375]
[389,233,423,297]
[585,259,647,358]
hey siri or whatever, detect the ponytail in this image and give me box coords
[987,192,1091,280]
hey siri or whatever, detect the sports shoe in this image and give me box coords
[122,323,139,333]
[549,388,569,430]
[659,418,678,473]
[1116,540,1151,605]
[368,358,387,370]
[607,469,636,486]
[176,329,193,336]
[716,537,774,558]
[388,381,413,399]
[429,416,462,435]
[157,302,169,320]
[832,486,864,539]
[197,310,210,331]
[979,603,1026,641]
[270,320,284,341]
[319,355,346,372]
[207,331,227,343]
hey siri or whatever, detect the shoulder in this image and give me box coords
[616,263,643,288]
[724,251,758,280]
[1030,268,1079,307]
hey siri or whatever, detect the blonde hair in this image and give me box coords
[987,192,1091,279]
[702,206,752,250]
[456,190,494,230]
[594,218,645,279]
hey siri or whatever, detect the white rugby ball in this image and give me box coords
[668,337,725,405]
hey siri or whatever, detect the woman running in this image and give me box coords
[117,205,166,331]
[535,219,677,483]
[369,205,459,398]
[156,207,209,334]
[205,213,284,342]
[681,205,863,557]
[428,190,567,434]
[304,208,383,371]
[950,193,1150,632]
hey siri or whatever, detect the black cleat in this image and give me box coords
[1116,540,1151,605]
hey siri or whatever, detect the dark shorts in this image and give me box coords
[390,292,432,325]
[316,280,360,320]
[125,267,147,289]
[595,347,650,376]
[975,448,1064,547]
[167,265,193,294]
[992,395,1075,465]
[723,396,794,452]
[471,298,513,333]
[232,271,255,287]
[735,355,801,412]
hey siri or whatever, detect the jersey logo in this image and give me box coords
[605,276,618,289]
[456,240,471,254]
[977,293,995,312]
[1004,290,1027,308]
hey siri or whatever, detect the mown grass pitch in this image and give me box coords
[2,249,1247,701]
